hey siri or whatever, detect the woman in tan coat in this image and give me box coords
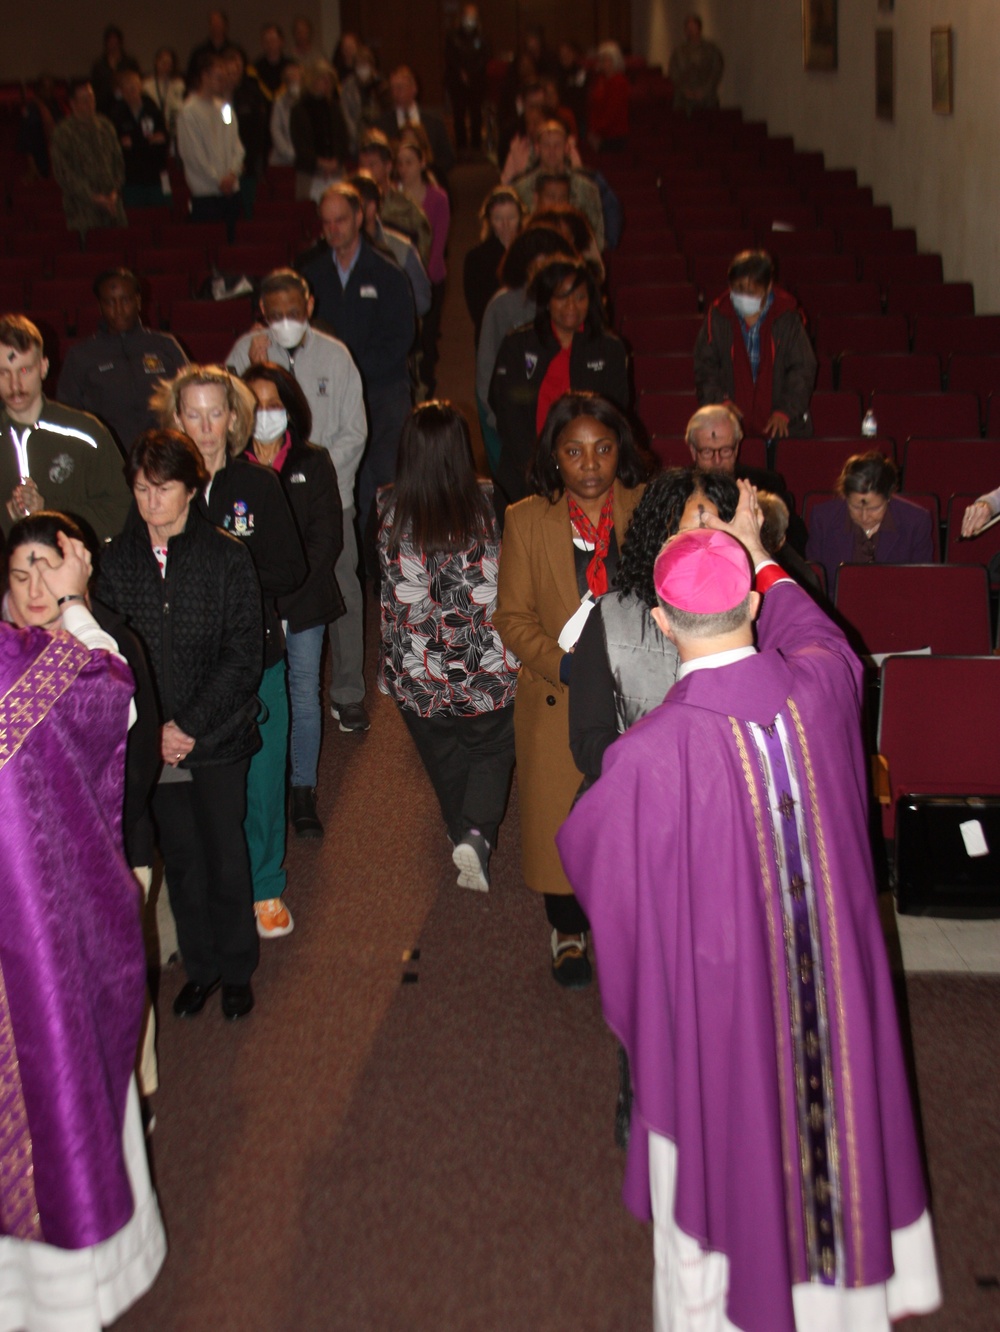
[495,392,645,986]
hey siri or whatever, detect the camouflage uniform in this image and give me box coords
[51,114,127,234]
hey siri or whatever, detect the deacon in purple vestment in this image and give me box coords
[0,616,145,1250]
[557,489,941,1332]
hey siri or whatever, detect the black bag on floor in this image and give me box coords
[895,796,1000,917]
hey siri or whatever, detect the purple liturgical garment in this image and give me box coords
[557,577,933,1332]
[0,622,145,1250]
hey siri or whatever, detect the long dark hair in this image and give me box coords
[529,392,646,502]
[616,469,740,607]
[242,362,313,445]
[384,401,493,555]
[529,256,604,341]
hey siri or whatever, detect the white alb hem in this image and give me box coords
[0,1079,167,1332]
[649,1130,941,1332]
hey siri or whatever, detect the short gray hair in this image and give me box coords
[686,404,743,450]
[658,592,752,638]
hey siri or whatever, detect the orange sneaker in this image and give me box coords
[254,897,294,939]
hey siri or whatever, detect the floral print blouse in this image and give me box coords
[377,486,519,717]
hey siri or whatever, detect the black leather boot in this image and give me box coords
[290,786,323,838]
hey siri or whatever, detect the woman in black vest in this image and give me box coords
[489,256,629,507]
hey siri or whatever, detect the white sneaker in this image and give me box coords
[452,832,490,892]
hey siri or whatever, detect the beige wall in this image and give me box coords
[634,0,1000,313]
[0,3,333,82]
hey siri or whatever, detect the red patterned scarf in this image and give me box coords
[567,488,615,595]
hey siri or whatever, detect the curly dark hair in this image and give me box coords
[616,468,740,607]
[529,392,646,502]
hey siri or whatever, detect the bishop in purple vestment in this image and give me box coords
[557,490,941,1332]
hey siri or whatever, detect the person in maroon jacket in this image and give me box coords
[694,249,816,439]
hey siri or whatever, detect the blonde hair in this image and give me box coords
[150,364,256,456]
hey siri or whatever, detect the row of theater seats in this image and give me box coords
[594,101,1000,873]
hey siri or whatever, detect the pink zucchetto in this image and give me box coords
[653,528,752,613]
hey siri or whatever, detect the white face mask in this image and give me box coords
[269,317,308,348]
[731,291,763,318]
[255,407,288,442]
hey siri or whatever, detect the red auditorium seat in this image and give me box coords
[7,232,64,269]
[814,314,909,357]
[796,281,882,321]
[620,314,702,354]
[614,284,700,322]
[689,255,732,297]
[774,437,893,508]
[913,315,1000,358]
[749,206,820,237]
[84,225,153,255]
[765,228,838,258]
[841,228,918,256]
[823,203,893,231]
[870,392,980,443]
[671,205,744,232]
[886,283,975,319]
[173,330,238,364]
[806,390,863,436]
[838,354,942,397]
[145,273,192,325]
[136,246,210,276]
[834,564,991,657]
[158,221,227,251]
[944,495,1000,580]
[638,392,701,437]
[861,253,945,288]
[680,228,754,255]
[632,354,696,395]
[649,438,692,469]
[608,254,689,295]
[53,251,131,282]
[217,243,290,275]
[902,438,1000,508]
[234,219,306,248]
[27,279,92,321]
[170,298,254,334]
[947,354,1000,405]
[774,254,856,289]
[988,396,1000,439]
[735,187,804,215]
[0,279,26,308]
[877,654,1000,837]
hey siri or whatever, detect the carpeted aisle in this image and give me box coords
[117,163,1000,1332]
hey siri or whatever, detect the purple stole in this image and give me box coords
[0,623,143,1249]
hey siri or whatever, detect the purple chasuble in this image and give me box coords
[0,623,145,1249]
[557,579,929,1332]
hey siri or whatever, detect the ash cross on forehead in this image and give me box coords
[6,350,15,362]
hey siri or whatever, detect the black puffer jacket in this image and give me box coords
[97,503,264,767]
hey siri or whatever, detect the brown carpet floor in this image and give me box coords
[117,163,1000,1331]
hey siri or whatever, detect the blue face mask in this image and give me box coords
[731,291,763,318]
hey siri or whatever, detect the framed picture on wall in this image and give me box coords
[931,27,954,115]
[876,29,894,121]
[803,1,838,71]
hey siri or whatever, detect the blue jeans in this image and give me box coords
[285,624,325,788]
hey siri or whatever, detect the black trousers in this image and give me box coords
[544,892,591,934]
[190,192,241,243]
[400,704,515,848]
[153,758,259,986]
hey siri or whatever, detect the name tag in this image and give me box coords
[289,472,307,483]
[359,285,378,299]
[98,362,115,372]
[586,360,605,372]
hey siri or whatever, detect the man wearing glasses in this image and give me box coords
[687,404,807,553]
